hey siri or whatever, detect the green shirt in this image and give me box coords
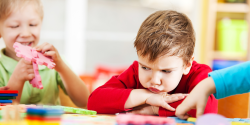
[0,48,67,105]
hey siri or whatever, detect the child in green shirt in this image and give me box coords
[0,0,89,107]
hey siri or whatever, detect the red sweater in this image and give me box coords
[88,61,218,117]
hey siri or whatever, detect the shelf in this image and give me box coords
[213,51,247,61]
[217,3,249,13]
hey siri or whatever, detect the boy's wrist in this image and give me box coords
[54,61,67,73]
[151,106,159,115]
[11,70,25,83]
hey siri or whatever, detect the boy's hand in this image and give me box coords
[175,77,216,119]
[128,104,159,115]
[146,93,187,111]
[12,59,35,83]
[0,86,9,90]
[34,42,63,71]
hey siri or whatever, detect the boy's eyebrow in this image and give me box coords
[138,62,178,70]
[138,62,148,67]
[159,67,178,70]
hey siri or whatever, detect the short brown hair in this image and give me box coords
[0,0,43,21]
[134,10,195,66]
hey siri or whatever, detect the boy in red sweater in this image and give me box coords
[88,10,218,117]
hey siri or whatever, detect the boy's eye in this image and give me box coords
[10,25,19,28]
[162,70,171,73]
[30,24,37,27]
[142,66,150,70]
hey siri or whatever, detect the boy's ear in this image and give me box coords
[183,56,194,75]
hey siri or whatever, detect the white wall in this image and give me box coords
[0,0,202,74]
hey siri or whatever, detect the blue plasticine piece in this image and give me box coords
[41,105,97,115]
[227,118,250,123]
[27,107,64,116]
[0,94,18,96]
[0,100,12,103]
[168,117,195,124]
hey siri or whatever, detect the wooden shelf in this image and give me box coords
[203,0,250,118]
[213,51,247,61]
[217,3,249,13]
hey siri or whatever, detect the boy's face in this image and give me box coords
[0,3,42,59]
[138,54,192,94]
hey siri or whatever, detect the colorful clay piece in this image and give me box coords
[116,114,175,125]
[196,113,231,125]
[26,107,63,122]
[169,117,195,124]
[13,42,56,89]
[0,100,12,103]
[0,97,16,100]
[0,90,18,94]
[0,94,18,97]
[227,118,250,123]
[42,105,97,115]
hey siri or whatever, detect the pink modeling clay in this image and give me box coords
[13,42,56,89]
[116,114,175,125]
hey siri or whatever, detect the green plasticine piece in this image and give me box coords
[63,107,74,112]
[90,110,97,115]
[75,109,97,115]
[0,96,16,100]
[46,105,97,115]
[21,113,27,118]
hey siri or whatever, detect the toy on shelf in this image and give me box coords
[13,42,56,89]
[116,114,175,125]
[0,90,18,104]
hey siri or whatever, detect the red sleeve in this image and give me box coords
[158,63,218,117]
[87,61,140,114]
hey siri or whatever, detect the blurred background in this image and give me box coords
[1,0,250,118]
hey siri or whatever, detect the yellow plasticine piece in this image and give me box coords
[187,117,196,122]
[231,122,250,125]
[0,121,27,125]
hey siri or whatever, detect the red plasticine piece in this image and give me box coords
[13,42,55,89]
[116,114,175,125]
[0,90,18,94]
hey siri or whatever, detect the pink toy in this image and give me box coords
[116,114,175,125]
[13,42,56,89]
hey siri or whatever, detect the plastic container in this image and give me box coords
[217,19,248,53]
[212,60,242,70]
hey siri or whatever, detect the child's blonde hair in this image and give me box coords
[0,0,43,21]
[134,10,195,66]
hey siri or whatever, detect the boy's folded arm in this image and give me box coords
[88,61,141,114]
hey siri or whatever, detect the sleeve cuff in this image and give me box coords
[158,107,167,116]
[209,71,226,99]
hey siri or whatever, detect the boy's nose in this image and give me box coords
[20,27,31,37]
[150,73,161,85]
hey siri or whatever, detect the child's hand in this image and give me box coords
[0,86,9,90]
[34,42,63,71]
[128,104,159,115]
[146,93,187,111]
[12,59,35,83]
[175,77,216,119]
